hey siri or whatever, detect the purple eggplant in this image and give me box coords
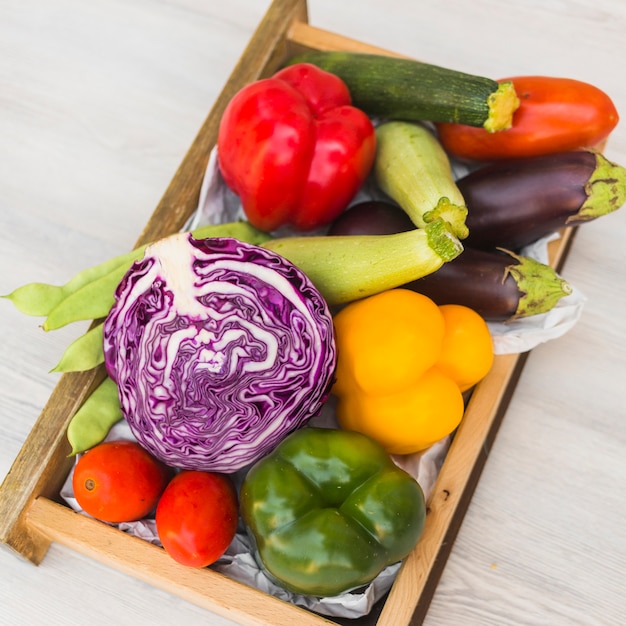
[457,149,626,251]
[404,247,572,322]
[327,200,415,236]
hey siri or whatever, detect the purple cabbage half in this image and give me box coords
[103,234,336,473]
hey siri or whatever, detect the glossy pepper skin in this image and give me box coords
[332,289,480,455]
[436,75,619,161]
[240,427,426,597]
[217,63,376,232]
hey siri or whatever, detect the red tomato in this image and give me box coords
[73,440,173,523]
[437,75,619,161]
[155,471,239,568]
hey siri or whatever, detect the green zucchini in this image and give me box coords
[287,51,519,132]
[262,218,462,306]
[374,121,469,239]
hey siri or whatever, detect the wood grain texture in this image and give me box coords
[1,1,625,625]
[26,498,333,626]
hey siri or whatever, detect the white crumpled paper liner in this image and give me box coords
[61,145,585,619]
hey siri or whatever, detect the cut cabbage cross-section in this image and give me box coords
[103,234,336,473]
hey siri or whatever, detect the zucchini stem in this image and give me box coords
[375,121,469,239]
[484,81,520,132]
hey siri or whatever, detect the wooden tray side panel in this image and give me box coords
[26,497,335,626]
[287,22,408,57]
[377,228,577,625]
[376,353,521,626]
[407,351,531,626]
[0,369,105,563]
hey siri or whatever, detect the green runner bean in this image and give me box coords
[2,247,145,317]
[67,376,123,455]
[191,221,271,245]
[43,261,132,331]
[3,221,271,455]
[51,323,105,373]
[4,221,270,322]
[42,221,271,331]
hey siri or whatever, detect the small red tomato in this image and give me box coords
[155,471,239,568]
[73,440,173,523]
[437,75,619,161]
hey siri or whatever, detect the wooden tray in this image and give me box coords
[0,1,577,624]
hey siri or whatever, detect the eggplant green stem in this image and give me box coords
[502,249,573,320]
[574,150,626,222]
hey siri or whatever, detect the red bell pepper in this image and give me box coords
[436,76,619,161]
[217,63,376,232]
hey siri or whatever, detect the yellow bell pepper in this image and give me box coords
[332,288,493,455]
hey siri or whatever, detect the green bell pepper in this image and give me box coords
[240,427,426,597]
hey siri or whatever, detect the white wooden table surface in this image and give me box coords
[1,1,625,625]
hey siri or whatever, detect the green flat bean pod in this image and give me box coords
[43,261,133,331]
[42,222,271,331]
[2,247,145,317]
[67,376,123,455]
[2,282,78,318]
[4,220,271,324]
[51,323,105,373]
[2,221,272,454]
